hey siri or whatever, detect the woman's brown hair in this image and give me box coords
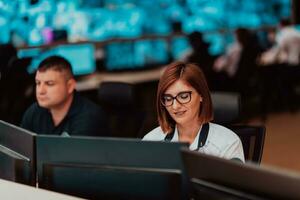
[157,61,213,133]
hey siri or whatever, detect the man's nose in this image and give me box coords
[37,84,46,94]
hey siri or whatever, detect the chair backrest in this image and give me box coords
[211,92,265,164]
[98,81,137,108]
[211,92,241,124]
[0,57,34,124]
[98,81,147,138]
[228,125,266,164]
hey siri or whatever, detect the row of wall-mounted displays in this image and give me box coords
[19,31,244,75]
[1,0,290,47]
[18,36,193,75]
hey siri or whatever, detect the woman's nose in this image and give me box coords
[171,98,181,109]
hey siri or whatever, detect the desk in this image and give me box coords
[0,178,84,200]
[76,66,166,91]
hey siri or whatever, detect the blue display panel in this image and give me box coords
[171,36,191,60]
[18,47,42,59]
[0,0,291,46]
[1,0,293,71]
[27,44,96,76]
[104,39,168,71]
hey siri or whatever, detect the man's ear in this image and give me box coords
[67,78,76,94]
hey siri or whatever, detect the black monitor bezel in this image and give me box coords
[0,120,36,186]
[36,135,188,199]
[181,149,300,200]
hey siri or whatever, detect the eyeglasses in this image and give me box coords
[161,91,192,107]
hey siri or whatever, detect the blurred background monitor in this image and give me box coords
[36,135,187,199]
[26,43,96,76]
[170,36,191,60]
[181,149,300,200]
[0,120,36,186]
[104,39,169,71]
[171,33,226,60]
[17,47,42,59]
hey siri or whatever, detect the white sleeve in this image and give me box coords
[223,138,245,163]
[142,127,165,141]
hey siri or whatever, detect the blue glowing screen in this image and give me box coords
[2,0,293,71]
[27,44,96,76]
[105,39,168,70]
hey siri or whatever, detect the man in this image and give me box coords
[260,18,300,65]
[21,55,109,136]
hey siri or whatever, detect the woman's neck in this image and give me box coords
[177,120,202,144]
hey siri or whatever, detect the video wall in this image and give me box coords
[2,0,291,72]
[0,0,290,46]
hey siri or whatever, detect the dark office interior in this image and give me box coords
[0,0,300,199]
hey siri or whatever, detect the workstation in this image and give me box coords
[0,0,300,199]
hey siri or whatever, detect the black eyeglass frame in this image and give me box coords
[161,91,192,107]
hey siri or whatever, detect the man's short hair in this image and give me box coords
[37,56,74,78]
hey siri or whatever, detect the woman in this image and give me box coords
[143,62,244,162]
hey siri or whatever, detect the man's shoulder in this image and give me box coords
[76,94,101,110]
[67,94,110,136]
[21,102,47,130]
[24,102,46,115]
[72,94,106,121]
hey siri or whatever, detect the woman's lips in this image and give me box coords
[173,111,186,117]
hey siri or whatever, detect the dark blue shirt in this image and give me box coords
[21,93,110,137]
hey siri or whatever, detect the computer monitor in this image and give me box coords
[27,44,96,76]
[0,146,31,185]
[104,39,169,71]
[17,47,42,59]
[36,135,188,200]
[0,120,36,186]
[181,149,300,200]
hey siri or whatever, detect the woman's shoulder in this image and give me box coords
[208,122,241,144]
[207,122,244,162]
[142,126,166,141]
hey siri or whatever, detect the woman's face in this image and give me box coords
[162,79,202,127]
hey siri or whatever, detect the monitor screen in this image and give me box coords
[104,39,169,71]
[0,120,36,186]
[36,135,188,199]
[17,47,42,59]
[0,145,31,184]
[27,44,96,76]
[181,149,300,200]
[170,36,191,60]
[43,163,182,200]
[170,33,224,60]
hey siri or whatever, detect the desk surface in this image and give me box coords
[76,66,166,91]
[0,178,84,200]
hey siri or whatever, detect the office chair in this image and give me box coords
[228,125,265,164]
[0,57,34,124]
[211,91,266,164]
[98,81,148,138]
[211,91,241,125]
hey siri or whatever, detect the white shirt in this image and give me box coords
[143,122,245,162]
[276,27,300,65]
[261,26,300,65]
[213,43,242,77]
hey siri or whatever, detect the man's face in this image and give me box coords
[35,69,75,110]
